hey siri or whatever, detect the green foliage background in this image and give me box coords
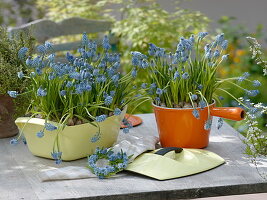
[0,27,36,117]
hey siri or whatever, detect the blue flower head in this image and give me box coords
[60,90,67,96]
[191,94,198,101]
[36,131,44,138]
[245,89,259,97]
[252,80,261,87]
[182,72,189,79]
[204,119,212,130]
[114,108,122,115]
[37,87,47,97]
[36,45,46,55]
[222,54,229,61]
[7,91,18,98]
[51,151,62,164]
[104,96,113,105]
[213,50,220,58]
[44,123,57,131]
[17,71,24,79]
[198,32,208,39]
[215,33,224,45]
[131,69,137,78]
[198,84,203,90]
[18,47,28,60]
[156,88,163,95]
[221,40,228,50]
[10,138,18,145]
[199,100,206,109]
[174,71,180,80]
[96,114,107,122]
[205,50,212,59]
[123,127,129,134]
[82,32,89,46]
[44,41,53,51]
[192,109,200,119]
[102,35,111,50]
[141,83,147,89]
[243,72,250,78]
[91,132,100,143]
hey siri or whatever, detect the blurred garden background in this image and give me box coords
[0,0,267,133]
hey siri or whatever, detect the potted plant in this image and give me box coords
[8,33,143,163]
[0,27,35,138]
[130,32,259,148]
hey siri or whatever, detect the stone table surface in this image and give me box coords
[0,113,266,200]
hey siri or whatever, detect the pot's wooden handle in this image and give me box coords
[210,107,245,121]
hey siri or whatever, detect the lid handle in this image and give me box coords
[154,147,183,156]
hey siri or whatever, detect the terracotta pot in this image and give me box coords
[153,102,245,148]
[0,95,19,138]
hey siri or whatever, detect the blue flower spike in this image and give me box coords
[88,148,129,179]
[96,114,107,123]
[7,91,18,98]
[10,138,18,145]
[36,130,44,138]
[44,123,57,131]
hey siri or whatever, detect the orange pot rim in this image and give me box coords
[152,100,215,111]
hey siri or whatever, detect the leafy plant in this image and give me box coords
[36,0,117,21]
[0,27,35,117]
[133,32,259,105]
[9,33,144,136]
[215,16,267,132]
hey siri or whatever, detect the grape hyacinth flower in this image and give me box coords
[182,72,189,79]
[51,151,62,164]
[104,96,113,105]
[199,100,206,109]
[17,71,24,79]
[36,131,44,138]
[221,40,228,50]
[114,108,122,115]
[192,109,200,119]
[123,127,129,133]
[191,94,198,101]
[141,83,147,89]
[198,32,208,39]
[252,80,261,87]
[60,90,67,96]
[219,96,224,100]
[36,45,46,55]
[245,89,259,97]
[96,115,107,122]
[44,123,58,131]
[213,50,220,58]
[174,71,180,80]
[156,88,163,95]
[222,54,229,61]
[102,35,111,50]
[7,91,18,98]
[10,138,18,145]
[204,119,212,130]
[37,87,47,97]
[18,47,28,60]
[91,132,101,143]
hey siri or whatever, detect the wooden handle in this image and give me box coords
[210,107,245,121]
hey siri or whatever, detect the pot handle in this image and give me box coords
[154,147,183,156]
[210,107,245,121]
